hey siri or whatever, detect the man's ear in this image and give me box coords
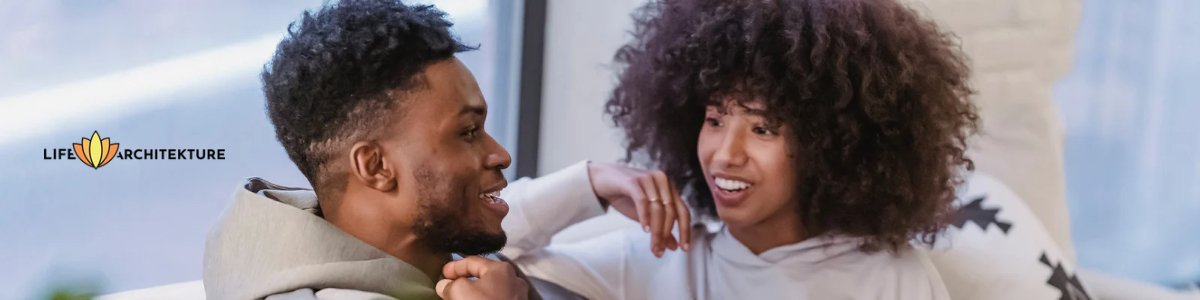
[349,141,398,192]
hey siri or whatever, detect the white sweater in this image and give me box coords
[500,161,952,300]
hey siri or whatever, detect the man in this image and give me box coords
[202,1,691,299]
[203,1,529,299]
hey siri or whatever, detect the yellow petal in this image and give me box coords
[89,131,103,167]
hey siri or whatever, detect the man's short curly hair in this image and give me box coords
[262,0,472,195]
[606,0,979,252]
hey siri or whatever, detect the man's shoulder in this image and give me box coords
[267,288,421,300]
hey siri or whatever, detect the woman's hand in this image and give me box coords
[436,256,529,300]
[587,162,692,257]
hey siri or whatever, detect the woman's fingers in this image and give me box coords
[435,279,453,299]
[437,257,527,300]
[639,176,665,257]
[632,179,650,233]
[671,180,691,251]
[612,167,688,258]
[651,171,678,251]
[441,256,495,280]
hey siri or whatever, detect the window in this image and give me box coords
[0,0,522,296]
[1055,0,1200,287]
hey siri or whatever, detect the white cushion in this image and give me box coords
[929,173,1093,300]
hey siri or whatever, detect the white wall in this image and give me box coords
[536,0,647,176]
[535,0,651,243]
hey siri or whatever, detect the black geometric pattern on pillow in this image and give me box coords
[1039,253,1092,300]
[950,195,1013,234]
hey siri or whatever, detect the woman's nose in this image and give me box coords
[712,128,748,168]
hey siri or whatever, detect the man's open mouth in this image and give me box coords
[481,190,504,204]
[479,188,510,217]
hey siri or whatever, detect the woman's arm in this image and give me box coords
[495,161,692,300]
[498,160,691,260]
[498,161,607,259]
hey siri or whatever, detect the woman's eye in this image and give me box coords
[752,126,776,136]
[704,117,722,127]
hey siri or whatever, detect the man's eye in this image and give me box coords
[461,126,480,140]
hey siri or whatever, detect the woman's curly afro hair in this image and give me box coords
[606,0,979,252]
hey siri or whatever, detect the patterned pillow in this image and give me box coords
[928,173,1094,300]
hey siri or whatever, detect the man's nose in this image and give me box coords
[484,132,512,170]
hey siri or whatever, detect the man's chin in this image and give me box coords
[448,232,507,256]
[416,223,508,256]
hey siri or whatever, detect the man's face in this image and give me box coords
[379,57,512,255]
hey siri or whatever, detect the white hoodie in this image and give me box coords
[499,161,952,300]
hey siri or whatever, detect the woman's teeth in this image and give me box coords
[714,177,751,192]
[481,191,503,203]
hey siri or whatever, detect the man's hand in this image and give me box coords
[587,162,692,257]
[435,256,529,300]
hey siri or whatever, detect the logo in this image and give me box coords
[44,131,226,169]
[72,131,120,169]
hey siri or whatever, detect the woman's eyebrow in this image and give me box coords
[742,107,768,116]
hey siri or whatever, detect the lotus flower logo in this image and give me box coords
[72,131,119,169]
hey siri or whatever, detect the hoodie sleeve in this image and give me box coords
[499,160,606,259]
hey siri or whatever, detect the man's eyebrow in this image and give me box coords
[460,103,486,116]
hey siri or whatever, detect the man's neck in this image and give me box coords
[324,202,451,282]
[376,234,452,282]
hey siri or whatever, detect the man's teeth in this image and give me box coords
[481,191,503,203]
[714,177,751,191]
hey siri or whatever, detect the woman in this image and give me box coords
[499,0,977,298]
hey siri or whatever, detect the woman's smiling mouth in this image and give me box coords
[710,175,754,207]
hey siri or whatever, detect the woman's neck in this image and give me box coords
[727,207,808,255]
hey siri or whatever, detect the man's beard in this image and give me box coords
[411,163,507,256]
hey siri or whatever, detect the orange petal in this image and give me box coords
[78,138,93,167]
[100,143,119,167]
[100,138,111,166]
[72,143,90,167]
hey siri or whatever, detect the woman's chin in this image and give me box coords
[715,208,757,228]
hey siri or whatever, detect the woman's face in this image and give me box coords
[697,100,799,228]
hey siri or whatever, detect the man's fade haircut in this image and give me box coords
[262,0,473,199]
